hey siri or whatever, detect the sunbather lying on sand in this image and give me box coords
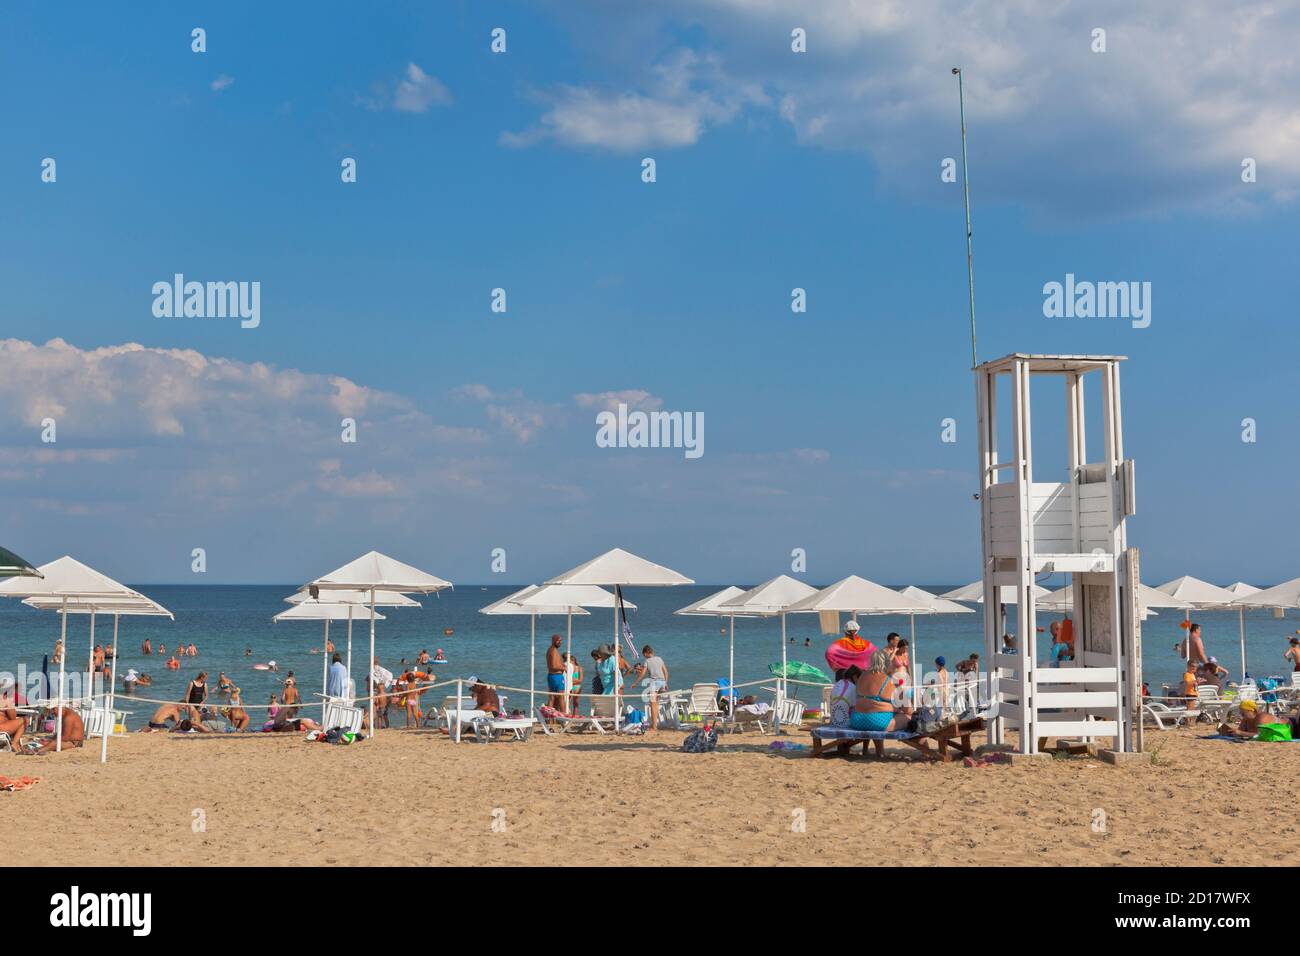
[26,708,84,753]
[1217,700,1273,738]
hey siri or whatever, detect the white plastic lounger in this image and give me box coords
[321,701,364,734]
[687,683,723,723]
[1142,701,1191,730]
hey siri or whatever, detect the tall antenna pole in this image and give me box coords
[953,67,977,368]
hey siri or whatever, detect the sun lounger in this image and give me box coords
[687,683,723,723]
[322,701,364,734]
[1142,701,1191,730]
[808,718,985,762]
[469,717,535,742]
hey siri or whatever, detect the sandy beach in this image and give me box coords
[2,726,1296,866]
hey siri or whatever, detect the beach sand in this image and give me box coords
[2,725,1295,866]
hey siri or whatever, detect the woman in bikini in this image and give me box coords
[225,687,250,731]
[852,651,913,733]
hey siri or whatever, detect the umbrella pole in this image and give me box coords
[56,597,67,753]
[566,609,573,714]
[529,614,536,714]
[89,609,96,710]
[613,599,620,734]
[322,619,330,700]
[776,613,787,734]
[369,586,377,737]
[911,612,918,708]
[729,613,735,714]
[346,609,354,705]
[102,614,119,764]
[1238,606,1247,681]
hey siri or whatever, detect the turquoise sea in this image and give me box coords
[0,584,1294,712]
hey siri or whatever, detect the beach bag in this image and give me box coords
[625,708,644,725]
[1258,723,1292,742]
[828,679,856,727]
[682,726,719,753]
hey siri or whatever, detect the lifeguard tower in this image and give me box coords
[974,354,1143,755]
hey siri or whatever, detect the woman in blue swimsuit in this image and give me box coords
[850,651,912,732]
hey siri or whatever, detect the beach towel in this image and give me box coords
[0,775,40,792]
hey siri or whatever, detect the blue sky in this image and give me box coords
[1,1,1297,585]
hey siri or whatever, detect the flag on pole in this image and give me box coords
[615,586,639,661]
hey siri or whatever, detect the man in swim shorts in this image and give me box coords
[146,702,186,730]
[545,633,566,711]
[29,707,85,753]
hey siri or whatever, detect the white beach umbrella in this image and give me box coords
[1039,583,1192,612]
[545,548,692,732]
[23,592,172,763]
[0,556,146,752]
[675,586,766,705]
[284,587,418,703]
[1225,582,1261,598]
[309,551,452,735]
[479,585,603,714]
[720,575,821,730]
[274,600,386,705]
[1234,578,1300,680]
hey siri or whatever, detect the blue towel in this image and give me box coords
[812,725,916,742]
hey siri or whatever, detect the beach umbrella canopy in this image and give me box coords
[939,581,1051,604]
[1154,576,1237,608]
[769,660,830,683]
[782,576,933,615]
[1233,578,1300,609]
[1225,582,1261,598]
[274,602,385,622]
[544,547,693,587]
[543,548,692,733]
[308,551,452,735]
[895,585,975,616]
[675,586,756,617]
[309,551,452,595]
[285,587,419,607]
[0,545,42,579]
[514,584,631,611]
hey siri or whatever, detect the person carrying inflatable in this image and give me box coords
[825,620,876,672]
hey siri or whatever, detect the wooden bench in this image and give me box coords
[809,718,986,763]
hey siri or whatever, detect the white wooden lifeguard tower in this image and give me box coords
[974,354,1143,755]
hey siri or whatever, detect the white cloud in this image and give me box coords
[210,74,234,93]
[453,383,555,442]
[502,49,767,151]
[358,62,454,114]
[574,389,664,413]
[544,0,1300,216]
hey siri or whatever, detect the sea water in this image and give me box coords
[0,584,1292,715]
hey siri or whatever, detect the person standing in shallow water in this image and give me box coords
[545,634,566,711]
